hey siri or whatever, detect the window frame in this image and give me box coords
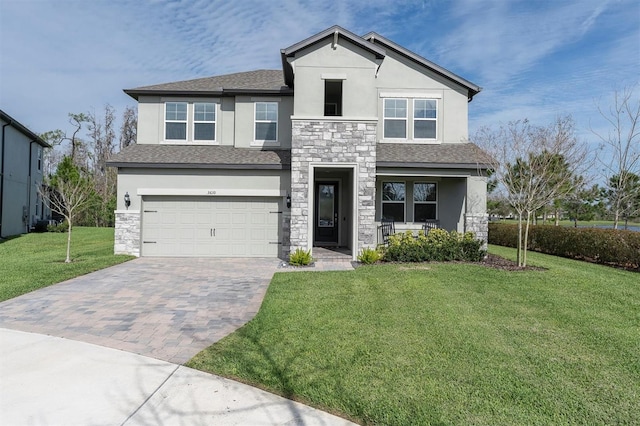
[193,102,216,142]
[164,101,188,141]
[381,181,406,222]
[253,101,278,144]
[413,99,437,140]
[383,98,408,140]
[37,147,42,172]
[413,182,438,222]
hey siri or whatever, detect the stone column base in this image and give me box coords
[114,210,140,256]
[465,213,488,248]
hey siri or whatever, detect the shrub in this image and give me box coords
[289,248,313,266]
[488,223,640,269]
[382,230,485,263]
[47,220,68,233]
[358,247,381,264]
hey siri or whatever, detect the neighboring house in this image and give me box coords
[108,26,491,260]
[0,110,51,238]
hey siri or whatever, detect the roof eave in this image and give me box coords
[363,32,482,101]
[377,161,490,170]
[0,109,50,147]
[124,88,293,100]
[106,161,290,170]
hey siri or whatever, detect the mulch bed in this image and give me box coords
[480,253,547,271]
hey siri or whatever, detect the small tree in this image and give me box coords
[475,116,588,266]
[592,86,640,228]
[39,156,92,263]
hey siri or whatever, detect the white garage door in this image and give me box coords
[141,196,281,257]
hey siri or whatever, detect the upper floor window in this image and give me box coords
[383,99,407,139]
[414,99,437,139]
[193,102,215,141]
[382,181,405,221]
[37,147,42,172]
[255,102,278,142]
[324,80,342,116]
[165,102,187,140]
[414,182,437,221]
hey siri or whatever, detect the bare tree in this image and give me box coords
[592,85,640,228]
[39,156,93,263]
[119,105,137,150]
[475,116,588,266]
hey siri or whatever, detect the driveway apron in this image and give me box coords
[0,257,280,364]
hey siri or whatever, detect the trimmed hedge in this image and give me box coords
[488,223,640,269]
[383,229,486,262]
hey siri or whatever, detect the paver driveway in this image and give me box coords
[0,257,280,363]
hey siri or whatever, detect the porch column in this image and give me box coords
[464,176,488,245]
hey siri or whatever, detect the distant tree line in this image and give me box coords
[40,105,137,229]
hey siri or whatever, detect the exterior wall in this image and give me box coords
[290,120,377,256]
[290,40,380,119]
[0,121,45,237]
[375,50,470,144]
[465,175,488,244]
[234,96,293,148]
[114,210,140,256]
[136,95,293,148]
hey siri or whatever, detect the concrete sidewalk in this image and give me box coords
[0,328,356,426]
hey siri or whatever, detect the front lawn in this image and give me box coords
[0,227,133,302]
[188,246,640,425]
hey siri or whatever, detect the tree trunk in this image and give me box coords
[613,209,619,230]
[523,211,531,267]
[517,212,523,266]
[65,222,72,263]
[555,209,560,226]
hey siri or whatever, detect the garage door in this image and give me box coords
[141,196,281,257]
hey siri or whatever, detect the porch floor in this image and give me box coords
[312,246,352,261]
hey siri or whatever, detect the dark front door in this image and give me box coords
[314,181,339,245]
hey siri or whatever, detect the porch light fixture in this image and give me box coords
[124,192,131,210]
[286,193,291,209]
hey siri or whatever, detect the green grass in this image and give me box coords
[188,246,640,425]
[0,227,133,302]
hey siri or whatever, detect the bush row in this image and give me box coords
[488,223,640,268]
[382,229,486,263]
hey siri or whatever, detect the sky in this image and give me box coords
[1,0,638,157]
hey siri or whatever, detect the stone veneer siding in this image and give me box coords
[290,120,377,256]
[465,213,488,249]
[114,211,140,256]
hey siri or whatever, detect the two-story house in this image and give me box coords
[108,26,491,260]
[1,109,50,238]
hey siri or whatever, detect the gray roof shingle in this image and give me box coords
[124,70,289,99]
[107,144,291,169]
[108,143,491,171]
[377,143,492,169]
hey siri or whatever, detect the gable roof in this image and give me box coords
[377,143,492,169]
[0,109,49,147]
[363,32,482,101]
[107,144,291,170]
[280,25,386,87]
[124,70,290,100]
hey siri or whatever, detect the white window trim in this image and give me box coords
[192,102,217,143]
[164,102,188,141]
[413,182,438,222]
[383,98,408,140]
[413,99,438,141]
[253,101,279,146]
[381,181,406,222]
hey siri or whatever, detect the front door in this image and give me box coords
[314,181,339,245]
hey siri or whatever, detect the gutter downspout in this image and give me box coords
[1,120,12,238]
[28,140,38,233]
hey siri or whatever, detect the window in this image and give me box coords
[414,99,437,139]
[255,102,278,142]
[37,147,42,171]
[414,182,437,221]
[165,102,187,140]
[193,102,215,141]
[382,181,405,221]
[384,98,407,139]
[324,80,342,116]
